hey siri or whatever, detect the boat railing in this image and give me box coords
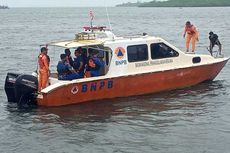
[119,33,150,39]
[75,32,96,40]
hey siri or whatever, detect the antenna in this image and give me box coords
[105,4,112,31]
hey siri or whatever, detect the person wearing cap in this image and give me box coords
[209,31,222,56]
[64,48,74,67]
[57,54,80,80]
[38,47,50,91]
[183,21,199,53]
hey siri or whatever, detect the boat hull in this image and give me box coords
[37,59,228,106]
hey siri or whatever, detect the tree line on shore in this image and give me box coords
[116,0,230,7]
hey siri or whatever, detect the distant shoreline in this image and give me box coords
[2,6,230,9]
[116,0,230,7]
[116,5,230,7]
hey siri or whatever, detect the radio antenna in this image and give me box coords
[105,6,112,32]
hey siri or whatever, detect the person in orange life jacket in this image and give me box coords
[64,48,74,67]
[73,48,85,78]
[209,31,222,56]
[183,21,199,52]
[57,54,80,80]
[38,47,49,91]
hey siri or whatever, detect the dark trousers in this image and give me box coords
[209,39,222,56]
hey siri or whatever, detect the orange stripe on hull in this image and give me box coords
[37,60,228,107]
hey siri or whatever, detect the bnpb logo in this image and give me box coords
[115,47,125,59]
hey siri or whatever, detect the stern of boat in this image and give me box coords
[4,72,38,107]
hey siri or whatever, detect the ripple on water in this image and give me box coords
[0,7,230,153]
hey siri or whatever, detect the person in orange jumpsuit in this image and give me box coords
[38,47,49,91]
[183,21,199,53]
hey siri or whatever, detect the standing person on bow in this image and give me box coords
[183,21,199,53]
[208,31,222,56]
[38,47,50,91]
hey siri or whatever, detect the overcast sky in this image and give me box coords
[4,0,151,7]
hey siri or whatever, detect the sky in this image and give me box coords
[3,0,151,7]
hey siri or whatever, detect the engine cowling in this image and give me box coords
[5,73,38,106]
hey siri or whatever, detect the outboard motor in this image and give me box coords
[5,73,38,106]
[4,73,21,102]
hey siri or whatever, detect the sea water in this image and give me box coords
[0,7,230,153]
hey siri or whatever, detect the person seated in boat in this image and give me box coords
[208,31,222,56]
[73,48,85,78]
[65,48,74,67]
[57,54,80,80]
[80,47,88,66]
[85,55,104,77]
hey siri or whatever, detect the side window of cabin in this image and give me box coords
[151,43,179,60]
[104,47,113,66]
[127,44,148,62]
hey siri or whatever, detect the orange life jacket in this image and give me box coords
[38,53,49,71]
[185,25,197,35]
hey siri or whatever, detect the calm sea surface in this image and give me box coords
[0,7,230,153]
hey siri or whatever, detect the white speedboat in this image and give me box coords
[5,26,229,107]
